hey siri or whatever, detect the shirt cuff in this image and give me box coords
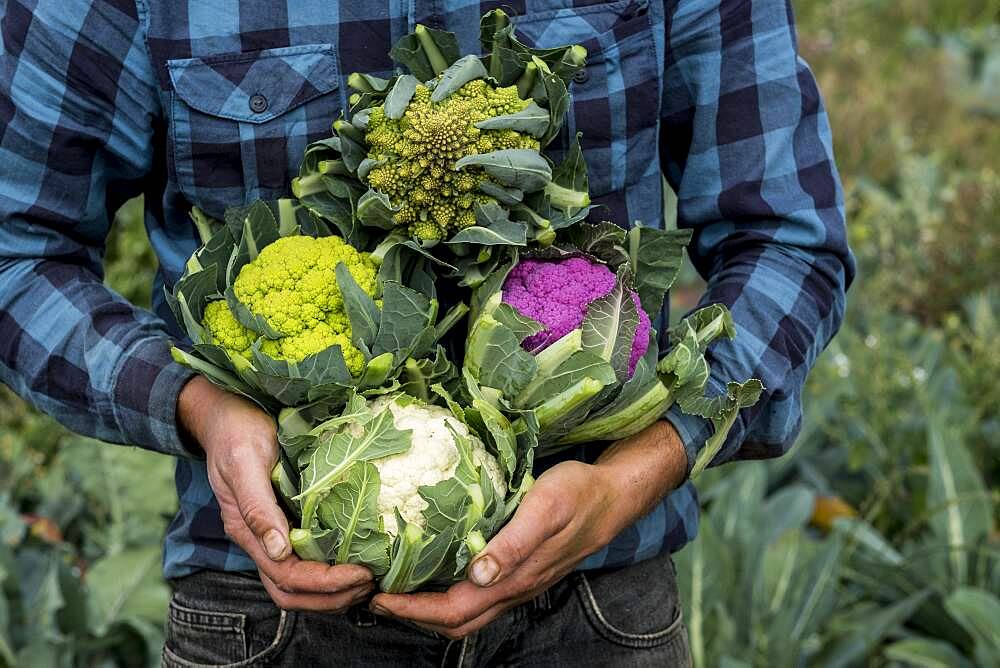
[663,377,747,478]
[111,336,198,458]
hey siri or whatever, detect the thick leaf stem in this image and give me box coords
[534,376,605,431]
[380,524,425,593]
[415,25,449,76]
[516,62,538,99]
[558,380,673,445]
[544,181,591,210]
[514,329,583,408]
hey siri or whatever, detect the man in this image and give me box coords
[0,0,853,665]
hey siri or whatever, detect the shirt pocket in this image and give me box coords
[514,0,659,197]
[165,44,340,218]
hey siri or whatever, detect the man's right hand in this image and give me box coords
[177,376,374,611]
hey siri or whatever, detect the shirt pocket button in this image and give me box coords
[249,93,268,113]
[573,69,590,84]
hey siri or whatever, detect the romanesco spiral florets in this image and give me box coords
[364,81,540,241]
[201,235,378,374]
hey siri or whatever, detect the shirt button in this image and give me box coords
[249,93,268,113]
[572,69,589,84]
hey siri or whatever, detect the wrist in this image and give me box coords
[593,420,687,524]
[176,376,221,454]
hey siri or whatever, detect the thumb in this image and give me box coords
[468,493,558,587]
[229,458,292,562]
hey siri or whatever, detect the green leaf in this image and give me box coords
[674,516,734,668]
[297,406,413,526]
[945,587,1000,657]
[357,189,400,230]
[373,282,436,357]
[431,54,490,101]
[477,181,524,206]
[225,286,284,339]
[474,101,549,138]
[390,26,460,81]
[168,266,219,344]
[399,348,457,402]
[464,301,538,398]
[336,262,380,351]
[926,415,992,585]
[85,546,169,636]
[446,202,528,246]
[628,226,692,318]
[384,74,420,119]
[454,150,552,191]
[317,462,391,575]
[884,637,974,668]
[516,350,615,410]
[689,380,765,478]
[580,272,639,382]
[226,201,281,285]
[814,591,931,668]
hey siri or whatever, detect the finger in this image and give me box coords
[468,490,561,587]
[224,444,292,561]
[410,602,514,640]
[227,520,372,594]
[371,580,505,628]
[261,572,374,612]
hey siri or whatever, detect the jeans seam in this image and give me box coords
[162,609,295,667]
[575,573,686,648]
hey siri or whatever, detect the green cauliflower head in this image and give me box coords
[364,80,540,242]
[201,235,378,374]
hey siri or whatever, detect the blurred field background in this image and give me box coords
[1,1,998,665]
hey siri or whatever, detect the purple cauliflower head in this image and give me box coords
[501,256,651,376]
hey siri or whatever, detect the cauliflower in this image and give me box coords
[364,398,505,536]
[285,392,522,593]
[502,256,651,376]
[201,235,378,374]
[363,80,539,242]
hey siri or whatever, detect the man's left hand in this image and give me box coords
[371,421,687,639]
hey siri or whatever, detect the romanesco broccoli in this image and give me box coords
[201,235,378,373]
[364,81,540,241]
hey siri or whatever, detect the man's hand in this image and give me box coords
[371,420,686,639]
[177,376,374,611]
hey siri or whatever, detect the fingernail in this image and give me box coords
[263,529,287,560]
[470,556,500,587]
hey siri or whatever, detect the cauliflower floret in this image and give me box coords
[202,300,256,358]
[201,235,378,374]
[362,80,534,242]
[502,256,652,377]
[368,399,505,536]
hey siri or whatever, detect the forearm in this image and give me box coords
[594,420,687,531]
[0,257,195,456]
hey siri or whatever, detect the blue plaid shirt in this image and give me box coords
[0,0,853,579]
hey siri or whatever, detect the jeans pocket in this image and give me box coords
[573,554,688,651]
[162,591,296,667]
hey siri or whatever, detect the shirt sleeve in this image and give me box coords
[658,0,856,473]
[0,1,196,457]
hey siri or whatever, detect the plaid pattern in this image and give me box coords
[0,0,853,580]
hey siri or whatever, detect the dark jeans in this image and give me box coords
[161,550,691,667]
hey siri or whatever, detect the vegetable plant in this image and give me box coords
[462,222,764,467]
[292,10,593,282]
[272,390,536,593]
[167,199,464,414]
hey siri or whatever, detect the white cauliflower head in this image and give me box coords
[365,397,505,536]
